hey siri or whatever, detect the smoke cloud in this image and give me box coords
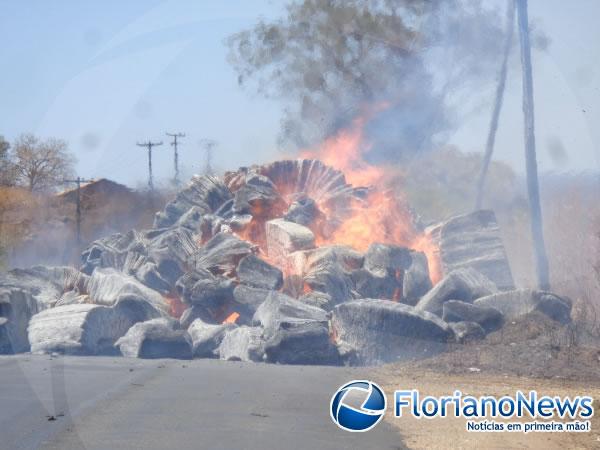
[227,0,550,163]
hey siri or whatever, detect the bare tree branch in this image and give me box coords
[10,133,76,192]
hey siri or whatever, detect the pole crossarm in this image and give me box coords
[136,140,163,191]
[166,132,185,185]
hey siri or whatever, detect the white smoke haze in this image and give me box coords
[227,0,551,164]
[1,1,597,307]
[225,0,600,308]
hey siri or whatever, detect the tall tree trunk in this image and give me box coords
[475,0,515,210]
[516,0,550,290]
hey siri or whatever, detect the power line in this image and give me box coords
[63,176,94,248]
[136,140,163,191]
[166,132,185,186]
[94,145,142,176]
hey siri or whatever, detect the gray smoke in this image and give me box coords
[228,0,549,163]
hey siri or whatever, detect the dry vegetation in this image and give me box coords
[402,148,600,349]
[403,147,521,223]
[378,150,600,448]
[0,184,171,268]
[384,312,600,382]
[383,163,600,446]
[499,176,600,344]
[0,186,37,268]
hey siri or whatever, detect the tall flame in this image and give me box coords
[300,103,387,187]
[299,104,441,284]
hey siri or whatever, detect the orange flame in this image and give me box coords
[302,281,313,295]
[222,312,240,324]
[299,103,442,284]
[164,294,186,319]
[329,322,338,344]
[299,103,388,187]
[411,233,442,285]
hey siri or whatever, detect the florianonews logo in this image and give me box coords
[330,380,387,432]
[331,384,594,434]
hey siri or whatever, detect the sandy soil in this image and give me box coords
[373,313,600,449]
[376,367,600,449]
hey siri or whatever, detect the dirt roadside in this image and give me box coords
[376,367,600,449]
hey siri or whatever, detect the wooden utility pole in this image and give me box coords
[136,140,163,191]
[63,176,94,247]
[475,0,515,210]
[166,132,185,185]
[516,0,550,289]
[199,139,217,175]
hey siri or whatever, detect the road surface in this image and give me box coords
[0,355,405,450]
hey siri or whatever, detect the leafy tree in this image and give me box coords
[404,147,523,223]
[11,133,76,192]
[227,0,508,159]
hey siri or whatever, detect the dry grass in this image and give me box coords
[0,187,171,268]
[404,149,600,341]
[0,187,38,268]
[384,156,600,448]
[497,177,600,341]
[382,312,600,382]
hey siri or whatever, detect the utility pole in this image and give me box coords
[166,132,185,185]
[63,176,94,248]
[516,0,550,290]
[475,0,515,210]
[136,140,163,191]
[199,139,217,175]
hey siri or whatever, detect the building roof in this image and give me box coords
[56,178,134,202]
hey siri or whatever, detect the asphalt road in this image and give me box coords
[0,355,405,450]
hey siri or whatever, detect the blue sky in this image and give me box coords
[0,0,598,187]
